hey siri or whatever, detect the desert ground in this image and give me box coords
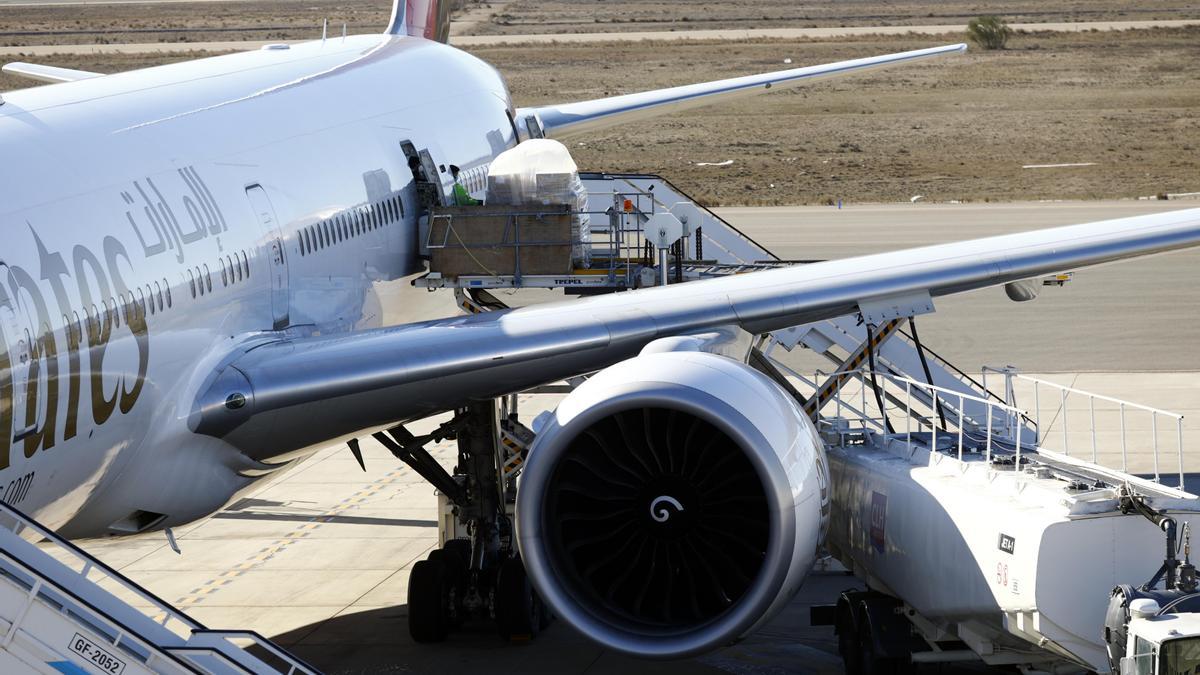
[4,0,1200,44]
[3,25,1198,205]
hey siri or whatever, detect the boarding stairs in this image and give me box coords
[0,501,317,675]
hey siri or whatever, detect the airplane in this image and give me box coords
[2,0,1200,661]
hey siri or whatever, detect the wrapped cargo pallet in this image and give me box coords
[487,140,591,266]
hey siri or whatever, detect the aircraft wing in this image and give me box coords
[193,207,1200,460]
[2,62,103,84]
[515,43,966,139]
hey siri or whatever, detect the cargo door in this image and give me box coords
[0,264,33,460]
[245,185,290,329]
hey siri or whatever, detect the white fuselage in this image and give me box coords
[0,34,517,537]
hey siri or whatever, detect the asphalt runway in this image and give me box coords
[717,200,1200,374]
[3,19,1198,56]
[44,200,1200,675]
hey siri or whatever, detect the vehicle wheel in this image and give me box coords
[495,556,542,642]
[837,608,864,675]
[858,622,901,675]
[408,557,450,643]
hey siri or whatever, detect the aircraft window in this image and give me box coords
[367,207,375,231]
[225,256,233,284]
[164,278,172,308]
[153,281,162,311]
[72,311,81,338]
[323,222,331,248]
[187,269,196,298]
[203,264,212,293]
[136,287,146,316]
[338,217,345,242]
[398,195,405,219]
[220,258,228,287]
[241,252,250,280]
[303,230,311,255]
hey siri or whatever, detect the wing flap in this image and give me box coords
[2,62,103,84]
[193,208,1200,459]
[516,43,966,139]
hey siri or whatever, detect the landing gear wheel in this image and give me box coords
[408,556,450,643]
[427,548,466,628]
[495,557,543,642]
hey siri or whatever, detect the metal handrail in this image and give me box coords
[188,629,320,675]
[0,548,203,673]
[981,366,1187,487]
[815,368,1030,467]
[0,500,202,636]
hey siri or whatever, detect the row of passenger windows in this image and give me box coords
[299,193,405,257]
[54,274,176,344]
[187,250,251,299]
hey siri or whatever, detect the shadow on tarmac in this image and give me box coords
[265,571,869,675]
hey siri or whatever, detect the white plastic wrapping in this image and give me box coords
[488,139,591,266]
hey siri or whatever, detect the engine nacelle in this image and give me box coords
[516,351,829,659]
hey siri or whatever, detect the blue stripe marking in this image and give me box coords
[48,662,92,675]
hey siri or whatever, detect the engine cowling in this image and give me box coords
[516,351,829,659]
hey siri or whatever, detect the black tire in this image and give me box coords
[858,622,901,675]
[442,538,472,572]
[426,549,466,628]
[837,606,864,675]
[495,557,542,642]
[408,558,449,643]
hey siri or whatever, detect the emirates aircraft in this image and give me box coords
[1,0,1199,659]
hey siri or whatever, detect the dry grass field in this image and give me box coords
[483,28,1200,205]
[4,0,1199,46]
[2,16,1197,205]
[476,0,1200,35]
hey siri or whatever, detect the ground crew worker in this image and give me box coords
[450,165,481,206]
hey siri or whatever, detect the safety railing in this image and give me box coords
[982,367,1186,487]
[0,500,201,642]
[0,500,318,675]
[810,368,1031,468]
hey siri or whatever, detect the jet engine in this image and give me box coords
[515,351,829,659]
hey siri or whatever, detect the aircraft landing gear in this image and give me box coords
[398,399,546,644]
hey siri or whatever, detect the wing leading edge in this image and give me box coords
[515,43,966,139]
[193,207,1200,460]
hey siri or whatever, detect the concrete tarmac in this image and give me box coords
[46,199,1200,674]
[717,200,1200,374]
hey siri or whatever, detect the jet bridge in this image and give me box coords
[0,501,317,675]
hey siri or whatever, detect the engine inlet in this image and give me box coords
[544,407,769,630]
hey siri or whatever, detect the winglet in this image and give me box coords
[3,62,103,84]
[385,0,452,43]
